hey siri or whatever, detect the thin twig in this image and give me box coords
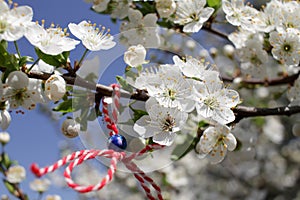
[202,26,233,44]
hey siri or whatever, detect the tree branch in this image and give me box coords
[232,105,300,123]
[222,72,300,86]
[27,71,300,123]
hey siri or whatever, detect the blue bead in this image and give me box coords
[108,134,127,151]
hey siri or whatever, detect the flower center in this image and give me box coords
[0,20,8,34]
[137,24,146,35]
[166,89,176,101]
[283,44,292,52]
[0,102,7,110]
[190,13,199,21]
[250,55,262,65]
[204,97,219,109]
[14,88,28,103]
[162,114,176,132]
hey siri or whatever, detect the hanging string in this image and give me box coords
[30,84,164,200]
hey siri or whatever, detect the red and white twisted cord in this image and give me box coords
[64,150,125,193]
[31,150,91,177]
[31,84,165,199]
[102,84,120,136]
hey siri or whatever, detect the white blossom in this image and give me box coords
[61,118,80,138]
[134,98,188,146]
[25,23,80,55]
[196,124,237,164]
[269,28,300,66]
[237,35,269,78]
[0,1,33,41]
[222,0,259,31]
[174,0,214,33]
[1,71,44,110]
[120,9,160,47]
[274,0,300,31]
[194,73,240,124]
[155,0,176,18]
[127,66,159,89]
[0,131,10,144]
[45,74,66,102]
[68,20,116,51]
[92,0,110,12]
[6,165,26,183]
[29,178,51,193]
[124,44,147,67]
[173,55,216,80]
[228,28,255,49]
[30,60,54,74]
[110,0,132,20]
[142,65,195,112]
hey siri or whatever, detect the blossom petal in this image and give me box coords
[0,110,11,130]
[153,131,176,146]
[225,133,237,151]
[7,71,29,89]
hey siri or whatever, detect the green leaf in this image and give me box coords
[53,98,74,114]
[171,134,200,161]
[0,44,19,81]
[35,48,70,67]
[1,153,11,169]
[207,0,222,9]
[18,56,34,67]
[0,40,8,50]
[3,179,15,194]
[129,106,148,123]
[23,194,29,200]
[116,76,133,92]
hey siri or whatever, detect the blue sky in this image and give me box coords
[1,0,121,198]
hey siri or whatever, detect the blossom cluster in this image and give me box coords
[224,0,300,79]
[123,44,240,163]
[0,0,116,133]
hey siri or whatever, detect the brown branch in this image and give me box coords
[222,72,300,86]
[203,26,230,41]
[28,71,300,123]
[232,105,300,123]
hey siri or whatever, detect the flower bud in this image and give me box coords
[45,74,66,101]
[0,132,10,145]
[6,165,26,184]
[223,44,235,58]
[1,195,9,200]
[124,44,147,68]
[209,47,218,58]
[7,71,29,90]
[61,119,80,138]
